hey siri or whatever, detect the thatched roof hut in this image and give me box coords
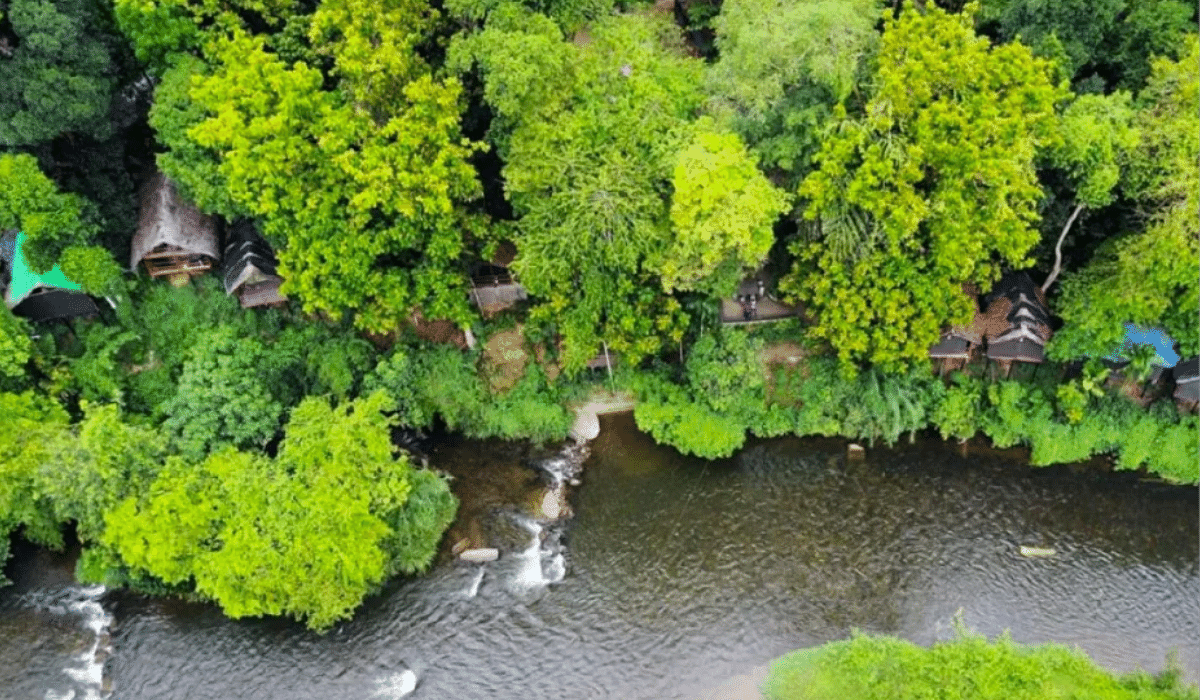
[983,272,1052,364]
[1,230,99,322]
[221,220,286,308]
[131,172,219,278]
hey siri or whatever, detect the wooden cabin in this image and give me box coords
[1172,357,1198,411]
[221,220,287,309]
[719,275,801,325]
[1,230,99,323]
[131,172,219,282]
[982,272,1052,375]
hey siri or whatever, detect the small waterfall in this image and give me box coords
[464,568,485,598]
[513,517,549,589]
[27,584,113,700]
[534,440,591,488]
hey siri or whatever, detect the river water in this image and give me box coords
[2,413,1197,699]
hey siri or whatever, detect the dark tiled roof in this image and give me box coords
[238,278,287,308]
[983,271,1051,362]
[929,334,970,359]
[12,289,99,322]
[1173,357,1199,402]
[221,220,281,296]
[986,338,1046,363]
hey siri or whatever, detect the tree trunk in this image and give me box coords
[1041,202,1086,294]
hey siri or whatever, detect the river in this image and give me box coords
[2,413,1197,700]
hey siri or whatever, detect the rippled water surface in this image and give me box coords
[3,414,1197,699]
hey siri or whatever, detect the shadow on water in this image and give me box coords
[2,412,1196,700]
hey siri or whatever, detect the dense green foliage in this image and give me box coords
[630,326,1197,483]
[765,630,1197,700]
[783,4,1065,372]
[1,0,1196,626]
[0,153,101,272]
[367,340,575,443]
[705,0,880,182]
[102,392,456,630]
[1049,38,1200,359]
[0,0,126,145]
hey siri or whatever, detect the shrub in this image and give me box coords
[764,630,1198,700]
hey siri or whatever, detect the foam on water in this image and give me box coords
[52,585,112,700]
[513,517,549,588]
[464,568,485,598]
[372,669,418,698]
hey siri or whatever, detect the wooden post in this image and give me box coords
[603,340,614,392]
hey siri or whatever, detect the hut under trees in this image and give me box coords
[982,271,1052,375]
[221,220,287,308]
[468,242,527,316]
[928,284,985,374]
[719,274,801,325]
[131,172,219,283]
[1,230,99,323]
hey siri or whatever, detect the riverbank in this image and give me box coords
[757,632,1198,700]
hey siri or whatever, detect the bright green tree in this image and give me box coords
[0,305,33,385]
[104,391,457,630]
[661,121,790,298]
[112,0,299,73]
[60,244,126,299]
[1049,37,1200,359]
[0,153,99,273]
[782,2,1066,372]
[185,11,483,334]
[0,392,70,564]
[148,55,243,219]
[453,8,778,372]
[39,402,164,543]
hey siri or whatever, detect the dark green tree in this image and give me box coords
[0,0,127,146]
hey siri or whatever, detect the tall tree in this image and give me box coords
[182,1,483,334]
[0,0,126,146]
[0,153,100,272]
[704,0,882,183]
[781,2,1065,372]
[1049,37,1200,359]
[661,120,790,298]
[1038,91,1140,293]
[453,7,785,372]
[104,391,457,630]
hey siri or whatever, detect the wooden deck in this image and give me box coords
[719,296,800,325]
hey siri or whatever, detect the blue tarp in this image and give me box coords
[1103,323,1180,368]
